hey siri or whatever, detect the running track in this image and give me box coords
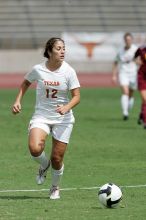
[0,73,116,88]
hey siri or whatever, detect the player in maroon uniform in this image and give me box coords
[134,45,146,128]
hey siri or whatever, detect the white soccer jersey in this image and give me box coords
[115,44,138,75]
[25,61,80,124]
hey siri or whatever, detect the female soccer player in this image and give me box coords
[112,32,138,120]
[134,45,146,128]
[12,37,80,199]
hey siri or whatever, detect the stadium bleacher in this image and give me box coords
[0,0,146,49]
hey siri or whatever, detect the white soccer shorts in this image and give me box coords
[28,120,73,144]
[119,73,137,90]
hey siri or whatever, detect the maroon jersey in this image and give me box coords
[135,45,146,90]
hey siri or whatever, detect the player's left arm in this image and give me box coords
[56,87,80,115]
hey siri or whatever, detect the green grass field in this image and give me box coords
[0,88,146,220]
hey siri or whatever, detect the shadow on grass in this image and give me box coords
[0,195,48,200]
[91,206,125,210]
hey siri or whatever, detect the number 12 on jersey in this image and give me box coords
[46,89,58,98]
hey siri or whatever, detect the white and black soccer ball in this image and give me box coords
[98,183,122,208]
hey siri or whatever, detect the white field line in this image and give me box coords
[0,184,146,193]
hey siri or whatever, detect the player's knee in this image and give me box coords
[29,140,45,157]
[124,91,129,96]
[51,154,62,169]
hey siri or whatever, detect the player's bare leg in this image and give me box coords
[29,128,50,184]
[139,90,146,128]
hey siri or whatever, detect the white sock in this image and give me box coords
[121,95,129,116]
[32,151,49,169]
[128,97,134,110]
[51,164,64,187]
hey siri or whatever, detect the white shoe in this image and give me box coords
[49,186,60,200]
[36,161,50,185]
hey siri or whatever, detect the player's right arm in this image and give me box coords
[12,79,31,114]
[112,61,118,84]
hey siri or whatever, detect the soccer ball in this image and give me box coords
[98,183,122,208]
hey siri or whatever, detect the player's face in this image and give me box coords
[50,41,65,62]
[124,36,132,48]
